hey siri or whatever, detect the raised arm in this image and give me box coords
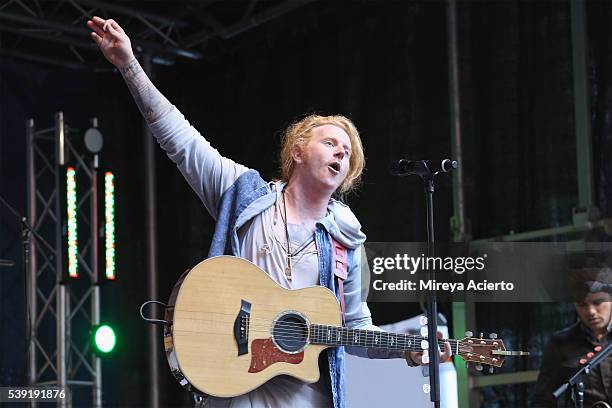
[87,17,249,219]
[87,16,171,123]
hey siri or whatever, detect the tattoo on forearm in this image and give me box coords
[120,58,172,124]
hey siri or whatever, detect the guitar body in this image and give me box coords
[163,256,342,398]
[162,256,524,399]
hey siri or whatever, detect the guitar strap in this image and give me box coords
[331,238,348,326]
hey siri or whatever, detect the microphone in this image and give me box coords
[390,159,458,176]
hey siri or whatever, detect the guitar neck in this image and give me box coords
[309,324,458,353]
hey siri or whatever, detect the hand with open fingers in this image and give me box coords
[406,331,452,367]
[87,16,134,69]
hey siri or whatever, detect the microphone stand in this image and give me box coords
[394,160,456,408]
[0,195,48,272]
[423,167,440,408]
[553,340,612,408]
[0,195,51,259]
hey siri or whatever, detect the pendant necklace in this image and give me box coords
[282,189,293,281]
[281,189,313,281]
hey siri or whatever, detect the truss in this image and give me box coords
[0,0,313,70]
[26,112,104,407]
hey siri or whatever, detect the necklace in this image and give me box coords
[281,189,314,281]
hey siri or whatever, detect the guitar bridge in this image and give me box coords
[233,299,251,356]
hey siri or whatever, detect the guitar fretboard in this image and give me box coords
[309,324,458,354]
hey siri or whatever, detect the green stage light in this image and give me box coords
[92,324,116,354]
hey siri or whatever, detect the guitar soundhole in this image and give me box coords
[272,311,308,354]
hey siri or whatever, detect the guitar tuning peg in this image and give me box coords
[480,332,484,339]
[465,331,473,337]
[419,315,428,326]
[489,367,494,374]
[475,364,483,371]
[489,333,497,339]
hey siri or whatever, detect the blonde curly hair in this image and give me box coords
[279,114,365,195]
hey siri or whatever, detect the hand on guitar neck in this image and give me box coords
[406,331,452,366]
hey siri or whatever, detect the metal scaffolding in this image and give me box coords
[0,0,313,70]
[448,0,611,405]
[26,112,103,407]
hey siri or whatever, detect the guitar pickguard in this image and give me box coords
[248,338,304,373]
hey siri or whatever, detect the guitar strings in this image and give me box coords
[177,309,482,351]
[176,321,476,354]
[172,311,496,355]
[174,320,480,354]
[250,322,460,350]
[178,312,469,351]
[181,313,470,351]
[177,328,476,355]
[241,316,472,350]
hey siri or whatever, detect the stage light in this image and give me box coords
[66,167,78,278]
[92,324,116,354]
[104,172,116,280]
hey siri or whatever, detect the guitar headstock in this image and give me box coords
[455,331,529,372]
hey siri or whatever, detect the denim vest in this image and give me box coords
[208,170,351,408]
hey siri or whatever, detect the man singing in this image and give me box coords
[87,16,450,408]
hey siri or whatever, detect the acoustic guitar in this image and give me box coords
[162,256,527,397]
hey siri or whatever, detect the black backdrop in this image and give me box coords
[2,1,612,407]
